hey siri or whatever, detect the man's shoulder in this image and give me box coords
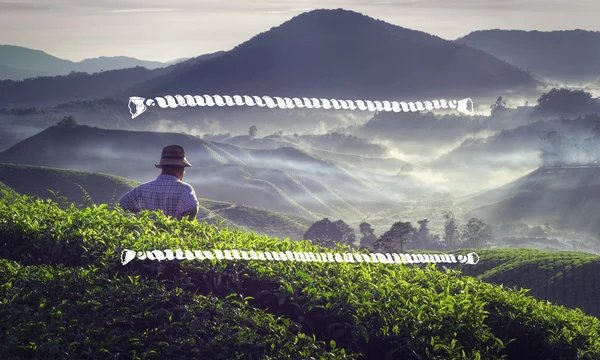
[158,177,194,192]
[135,180,156,189]
[137,175,195,192]
[177,180,195,192]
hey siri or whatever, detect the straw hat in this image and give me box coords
[155,145,192,168]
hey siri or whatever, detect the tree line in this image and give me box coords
[303,212,494,253]
[539,124,600,167]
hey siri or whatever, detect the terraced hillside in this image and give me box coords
[0,180,12,192]
[0,163,311,239]
[0,124,398,219]
[1,193,599,359]
[451,248,600,318]
[0,162,136,205]
[302,147,412,173]
[463,167,600,237]
[196,198,313,240]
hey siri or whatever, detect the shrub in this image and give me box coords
[2,192,600,359]
[0,259,352,359]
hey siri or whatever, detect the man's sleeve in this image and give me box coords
[182,185,200,221]
[118,188,140,213]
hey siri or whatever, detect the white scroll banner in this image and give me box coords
[120,248,480,266]
[128,94,474,119]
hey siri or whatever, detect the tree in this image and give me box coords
[583,135,600,166]
[249,125,257,139]
[358,222,377,249]
[414,219,431,250]
[570,136,582,164]
[57,115,77,127]
[374,221,414,253]
[536,88,595,116]
[430,234,442,250]
[334,219,357,247]
[304,218,338,248]
[583,121,600,166]
[539,131,568,167]
[443,211,460,249]
[461,218,494,248]
[304,218,356,248]
[490,96,507,115]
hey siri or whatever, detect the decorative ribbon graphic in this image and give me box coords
[120,248,480,266]
[128,94,474,119]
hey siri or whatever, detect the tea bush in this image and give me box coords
[451,248,600,317]
[0,259,352,359]
[2,191,600,359]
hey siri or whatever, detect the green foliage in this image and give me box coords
[451,248,600,318]
[0,163,312,239]
[0,181,13,195]
[443,211,461,249]
[2,192,600,359]
[0,162,137,207]
[358,222,377,249]
[462,218,494,248]
[0,259,350,359]
[304,218,356,248]
[374,220,414,253]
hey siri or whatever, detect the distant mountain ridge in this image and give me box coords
[0,67,159,108]
[0,10,540,108]
[122,9,539,100]
[456,30,600,82]
[0,51,226,108]
[0,45,203,81]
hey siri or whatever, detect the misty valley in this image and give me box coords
[3,83,600,255]
[2,7,600,360]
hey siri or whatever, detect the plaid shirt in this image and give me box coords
[119,174,199,220]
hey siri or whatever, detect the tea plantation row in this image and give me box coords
[451,248,600,317]
[1,192,600,359]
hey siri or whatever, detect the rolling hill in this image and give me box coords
[452,248,600,318]
[0,67,160,108]
[0,162,312,239]
[0,51,226,108]
[196,198,314,240]
[301,147,412,174]
[2,194,600,359]
[0,45,170,80]
[0,98,172,152]
[0,124,397,220]
[123,9,539,101]
[456,30,600,82]
[354,111,489,156]
[463,166,600,237]
[0,162,137,205]
[0,64,55,81]
[428,114,600,192]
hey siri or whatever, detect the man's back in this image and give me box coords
[119,174,199,220]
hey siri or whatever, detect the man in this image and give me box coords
[119,145,199,221]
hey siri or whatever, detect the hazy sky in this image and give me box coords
[1,0,598,62]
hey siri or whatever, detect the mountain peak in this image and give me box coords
[128,9,536,100]
[456,29,600,81]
